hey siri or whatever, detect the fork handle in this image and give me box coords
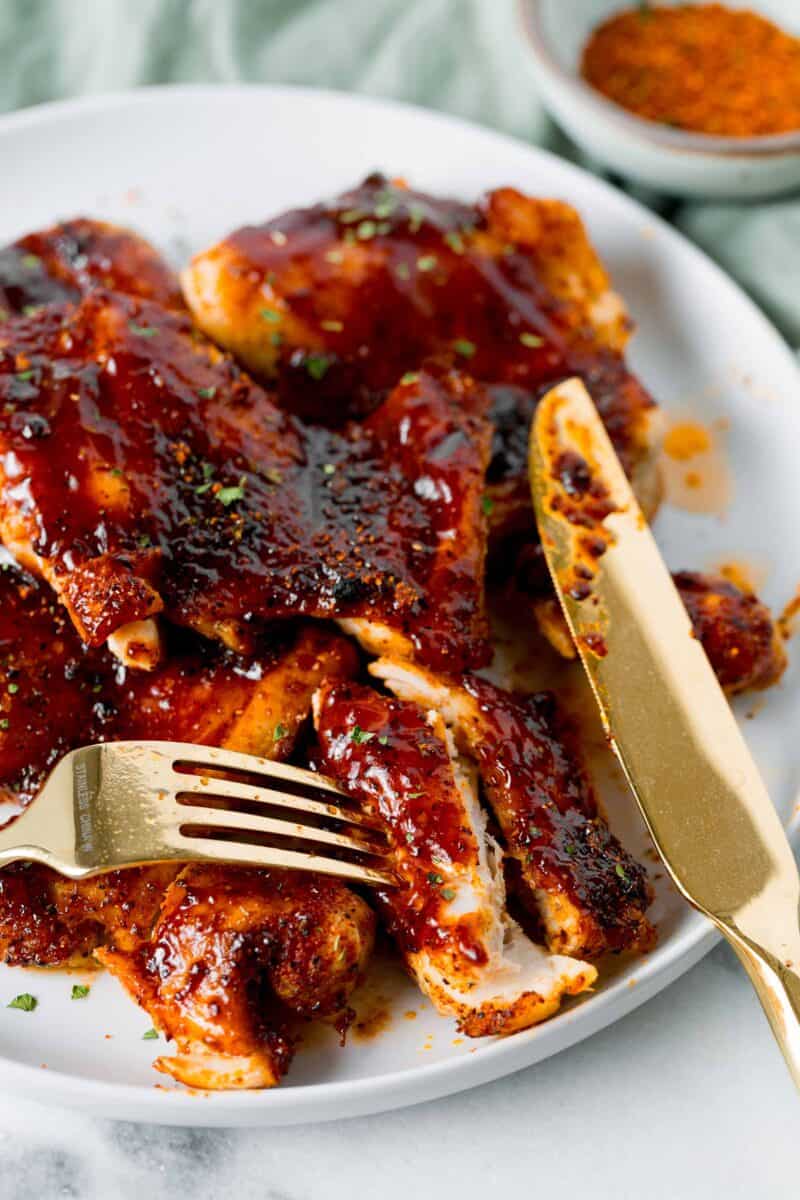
[718,920,800,1091]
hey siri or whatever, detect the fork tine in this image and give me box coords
[176,805,385,857]
[169,747,347,798]
[171,774,385,834]
[170,833,397,887]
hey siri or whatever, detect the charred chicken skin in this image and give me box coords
[314,680,596,1035]
[0,294,491,672]
[370,660,654,959]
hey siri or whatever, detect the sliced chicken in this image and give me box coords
[370,660,654,959]
[313,680,596,1036]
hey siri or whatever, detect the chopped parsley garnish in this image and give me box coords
[128,322,158,338]
[395,262,411,281]
[320,319,343,332]
[71,984,90,1000]
[21,254,40,270]
[260,307,280,323]
[615,863,630,883]
[417,254,437,272]
[339,208,365,224]
[8,993,36,1012]
[565,843,577,856]
[325,249,344,264]
[453,338,476,358]
[519,331,544,348]
[22,304,43,317]
[110,467,124,478]
[440,888,456,901]
[322,463,336,475]
[427,872,444,886]
[270,331,283,348]
[217,481,246,507]
[350,725,375,744]
[0,720,8,731]
[7,683,18,695]
[305,353,332,381]
[374,199,395,219]
[355,220,377,241]
[142,1027,159,1040]
[444,231,464,254]
[137,533,152,549]
[481,495,494,516]
[15,370,35,383]
[408,206,425,234]
[195,462,215,495]
[378,735,389,746]
[273,723,287,742]
[528,824,542,839]
[407,791,425,799]
[197,386,217,399]
[400,372,419,386]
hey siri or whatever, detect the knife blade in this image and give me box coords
[529,376,800,1089]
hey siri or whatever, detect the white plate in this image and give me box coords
[0,85,799,1127]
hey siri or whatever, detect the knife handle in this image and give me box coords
[720,921,800,1091]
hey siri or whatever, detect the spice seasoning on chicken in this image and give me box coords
[581,4,800,137]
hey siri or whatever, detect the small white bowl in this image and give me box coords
[519,0,800,199]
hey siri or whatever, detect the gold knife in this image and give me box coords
[529,377,800,1090]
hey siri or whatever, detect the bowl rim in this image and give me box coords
[519,0,800,158]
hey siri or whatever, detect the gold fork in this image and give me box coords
[0,741,395,886]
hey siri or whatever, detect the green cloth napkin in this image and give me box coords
[2,0,797,347]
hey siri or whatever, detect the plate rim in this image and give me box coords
[0,81,798,1125]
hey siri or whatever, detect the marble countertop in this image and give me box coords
[1,939,795,1200]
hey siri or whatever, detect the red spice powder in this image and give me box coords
[581,4,800,136]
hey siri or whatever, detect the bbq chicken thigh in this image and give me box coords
[0,559,371,1087]
[182,174,661,522]
[0,294,491,672]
